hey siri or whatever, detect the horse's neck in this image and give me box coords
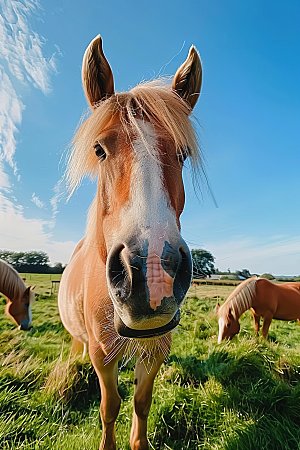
[0,262,25,302]
[230,279,256,319]
[85,199,108,262]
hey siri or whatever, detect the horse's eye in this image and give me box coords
[178,149,188,165]
[226,322,231,328]
[94,143,106,161]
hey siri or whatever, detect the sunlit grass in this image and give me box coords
[1,280,300,449]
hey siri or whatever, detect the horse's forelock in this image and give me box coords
[66,80,201,195]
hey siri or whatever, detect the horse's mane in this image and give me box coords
[66,79,201,194]
[218,277,258,320]
[0,259,26,301]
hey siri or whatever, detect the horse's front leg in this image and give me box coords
[262,312,273,338]
[89,343,121,450]
[251,309,261,335]
[130,344,168,450]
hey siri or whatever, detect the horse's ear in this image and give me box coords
[31,285,36,291]
[23,286,31,301]
[172,45,202,110]
[215,303,220,314]
[82,35,115,108]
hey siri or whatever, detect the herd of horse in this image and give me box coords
[1,36,300,450]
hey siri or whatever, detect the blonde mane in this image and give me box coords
[0,259,26,301]
[66,79,201,194]
[219,277,258,319]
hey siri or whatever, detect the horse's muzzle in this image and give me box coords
[19,323,33,331]
[114,310,180,338]
[107,240,192,334]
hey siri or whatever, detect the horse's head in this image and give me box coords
[216,303,240,343]
[5,286,35,331]
[69,36,202,338]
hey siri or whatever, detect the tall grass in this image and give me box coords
[1,280,300,449]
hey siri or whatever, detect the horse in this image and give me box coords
[0,259,35,330]
[216,277,300,343]
[58,35,202,450]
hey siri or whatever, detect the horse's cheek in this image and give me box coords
[5,302,19,324]
[5,302,12,317]
[4,302,10,317]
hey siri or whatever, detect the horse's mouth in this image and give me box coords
[114,310,180,338]
[19,324,33,331]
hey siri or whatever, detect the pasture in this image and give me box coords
[1,274,300,449]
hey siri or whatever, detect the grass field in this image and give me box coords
[1,274,300,449]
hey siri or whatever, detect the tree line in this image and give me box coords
[0,250,65,274]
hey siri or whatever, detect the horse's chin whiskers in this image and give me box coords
[92,294,174,368]
[120,340,137,369]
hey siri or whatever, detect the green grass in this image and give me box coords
[1,278,300,449]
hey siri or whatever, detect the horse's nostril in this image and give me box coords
[173,246,193,303]
[107,245,131,302]
[160,242,181,278]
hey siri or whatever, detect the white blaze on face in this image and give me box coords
[121,120,179,310]
[218,317,226,344]
[28,304,32,326]
[28,290,35,326]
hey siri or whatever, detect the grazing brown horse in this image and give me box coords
[216,277,300,342]
[58,35,202,450]
[1,259,35,330]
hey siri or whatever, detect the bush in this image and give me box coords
[260,273,275,280]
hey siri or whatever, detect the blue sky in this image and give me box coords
[0,0,299,275]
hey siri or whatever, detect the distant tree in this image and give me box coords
[0,250,14,265]
[27,251,49,266]
[13,251,49,272]
[260,273,275,280]
[50,262,65,274]
[191,249,215,278]
[236,269,252,279]
[0,250,63,273]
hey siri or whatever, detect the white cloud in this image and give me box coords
[44,240,75,266]
[50,179,65,222]
[0,0,68,265]
[203,235,300,276]
[31,192,44,209]
[0,68,24,172]
[0,0,57,182]
[0,0,57,94]
[0,193,76,264]
[0,162,10,190]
